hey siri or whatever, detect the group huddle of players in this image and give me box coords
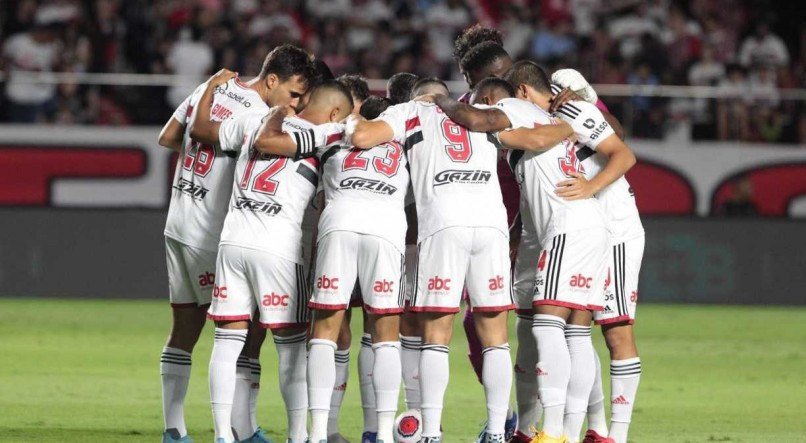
[156,24,644,443]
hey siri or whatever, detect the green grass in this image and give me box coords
[0,299,804,442]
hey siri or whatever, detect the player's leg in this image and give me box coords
[359,234,406,443]
[399,244,422,411]
[586,261,616,443]
[308,232,358,442]
[466,227,515,442]
[207,245,253,442]
[410,228,468,440]
[563,309,596,442]
[162,239,213,441]
[463,303,484,383]
[328,308,352,442]
[233,321,266,441]
[359,312,378,439]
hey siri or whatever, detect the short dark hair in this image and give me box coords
[474,77,515,98]
[259,44,315,84]
[460,42,509,75]
[359,96,391,120]
[504,60,552,94]
[312,59,335,84]
[453,24,504,62]
[387,72,419,104]
[337,74,370,103]
[310,80,354,110]
[411,77,449,97]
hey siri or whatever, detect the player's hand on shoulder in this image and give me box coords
[550,88,585,113]
[555,171,597,201]
[551,69,598,104]
[207,68,238,87]
[343,113,365,145]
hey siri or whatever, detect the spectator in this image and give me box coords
[689,46,725,86]
[738,22,789,69]
[165,27,214,109]
[2,15,61,122]
[425,0,471,63]
[717,64,751,140]
[714,176,758,217]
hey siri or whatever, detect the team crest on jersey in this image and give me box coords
[174,178,210,200]
[234,197,282,214]
[433,169,491,186]
[339,177,398,195]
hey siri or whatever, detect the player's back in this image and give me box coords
[164,78,268,251]
[552,98,644,243]
[318,139,410,252]
[218,114,340,264]
[377,100,507,242]
[498,97,606,244]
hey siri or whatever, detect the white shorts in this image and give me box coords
[513,230,541,317]
[207,244,309,329]
[411,227,514,313]
[594,236,645,325]
[533,228,609,311]
[310,231,405,314]
[165,237,217,307]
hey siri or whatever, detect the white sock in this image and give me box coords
[232,355,255,440]
[532,314,569,438]
[564,325,595,442]
[587,350,608,436]
[514,315,540,434]
[275,332,309,441]
[358,334,377,432]
[308,339,337,442]
[420,344,449,438]
[209,328,248,441]
[372,341,402,442]
[160,347,191,438]
[327,349,350,436]
[609,358,641,443]
[248,358,261,434]
[400,335,422,410]
[482,344,512,436]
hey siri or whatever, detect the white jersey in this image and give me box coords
[552,97,644,243]
[217,113,342,264]
[498,97,607,244]
[377,101,507,242]
[316,136,410,253]
[164,78,268,251]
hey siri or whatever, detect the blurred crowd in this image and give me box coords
[0,0,803,142]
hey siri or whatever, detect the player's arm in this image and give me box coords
[157,117,185,151]
[556,134,636,200]
[603,111,625,140]
[433,94,511,132]
[255,107,343,158]
[347,114,395,149]
[188,69,238,145]
[497,122,575,152]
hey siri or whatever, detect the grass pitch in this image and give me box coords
[0,299,804,442]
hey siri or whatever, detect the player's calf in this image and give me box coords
[370,313,402,443]
[273,326,309,442]
[563,310,596,442]
[601,324,640,443]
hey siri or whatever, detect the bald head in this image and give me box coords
[303,80,354,124]
[412,78,450,98]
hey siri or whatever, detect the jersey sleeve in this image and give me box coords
[172,83,206,125]
[311,123,346,155]
[554,100,615,149]
[494,98,539,129]
[219,113,264,152]
[376,102,417,144]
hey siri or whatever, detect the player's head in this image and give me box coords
[387,72,419,104]
[337,74,370,115]
[453,24,504,64]
[411,77,450,98]
[504,60,552,107]
[296,58,335,113]
[258,44,315,109]
[359,96,391,120]
[469,77,515,106]
[300,80,354,124]
[460,42,512,89]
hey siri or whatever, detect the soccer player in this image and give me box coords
[432,65,635,442]
[346,78,538,443]
[548,74,644,443]
[303,94,409,443]
[387,72,419,106]
[155,44,312,443]
[191,74,351,442]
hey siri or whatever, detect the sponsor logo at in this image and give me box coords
[570,274,593,289]
[261,292,289,308]
[214,85,252,108]
[198,271,215,287]
[488,275,504,291]
[174,177,209,200]
[433,169,491,186]
[588,120,610,140]
[213,285,227,299]
[339,177,398,195]
[630,290,638,303]
[317,275,340,290]
[210,103,232,120]
[373,279,394,294]
[427,276,451,292]
[234,197,282,214]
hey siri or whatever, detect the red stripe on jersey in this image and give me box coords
[326,131,344,145]
[405,117,420,131]
[186,105,194,118]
